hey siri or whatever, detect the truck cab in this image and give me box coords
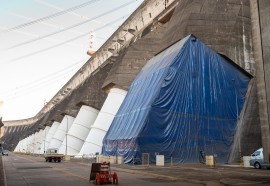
[45,148,58,154]
[44,148,64,163]
[249,148,270,169]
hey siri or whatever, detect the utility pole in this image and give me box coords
[65,116,68,156]
[44,127,46,154]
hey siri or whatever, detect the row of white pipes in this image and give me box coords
[14,88,127,156]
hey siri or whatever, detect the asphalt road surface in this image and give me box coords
[2,153,270,186]
[2,153,190,186]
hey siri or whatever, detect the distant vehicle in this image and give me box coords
[2,150,9,156]
[249,148,270,169]
[0,147,8,156]
[44,148,64,163]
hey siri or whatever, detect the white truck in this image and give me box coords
[44,148,64,163]
[249,148,270,169]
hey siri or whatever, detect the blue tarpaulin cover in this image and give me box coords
[102,35,251,164]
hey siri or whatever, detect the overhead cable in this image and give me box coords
[0,58,87,98]
[33,0,116,29]
[7,15,127,64]
[0,0,100,34]
[3,11,84,35]
[5,0,134,50]
[4,71,75,100]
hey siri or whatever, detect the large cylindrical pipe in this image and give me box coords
[31,132,39,153]
[19,139,25,152]
[14,140,22,152]
[33,129,44,154]
[16,139,23,152]
[40,126,51,153]
[21,137,29,153]
[59,106,99,155]
[47,122,60,148]
[49,115,75,150]
[78,88,127,156]
[27,134,34,153]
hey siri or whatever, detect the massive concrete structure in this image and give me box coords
[1,0,270,163]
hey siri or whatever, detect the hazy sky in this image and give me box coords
[0,0,143,120]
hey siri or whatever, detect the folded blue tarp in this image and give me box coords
[102,35,251,164]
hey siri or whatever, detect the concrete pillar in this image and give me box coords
[250,0,270,162]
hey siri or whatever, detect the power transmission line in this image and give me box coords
[33,0,117,29]
[4,1,134,50]
[7,15,127,64]
[3,11,85,35]
[0,58,87,98]
[0,0,101,34]
[0,24,83,50]
[4,71,76,100]
[0,58,85,96]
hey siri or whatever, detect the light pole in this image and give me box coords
[33,132,35,155]
[44,127,46,154]
[26,135,29,153]
[65,116,68,156]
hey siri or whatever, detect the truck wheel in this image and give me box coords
[58,158,61,163]
[254,162,261,169]
[49,158,52,162]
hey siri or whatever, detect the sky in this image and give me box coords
[0,0,144,121]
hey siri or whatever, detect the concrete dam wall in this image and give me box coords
[2,0,270,163]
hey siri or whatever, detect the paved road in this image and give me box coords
[3,153,90,186]
[0,156,5,186]
[2,153,192,186]
[2,153,270,186]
